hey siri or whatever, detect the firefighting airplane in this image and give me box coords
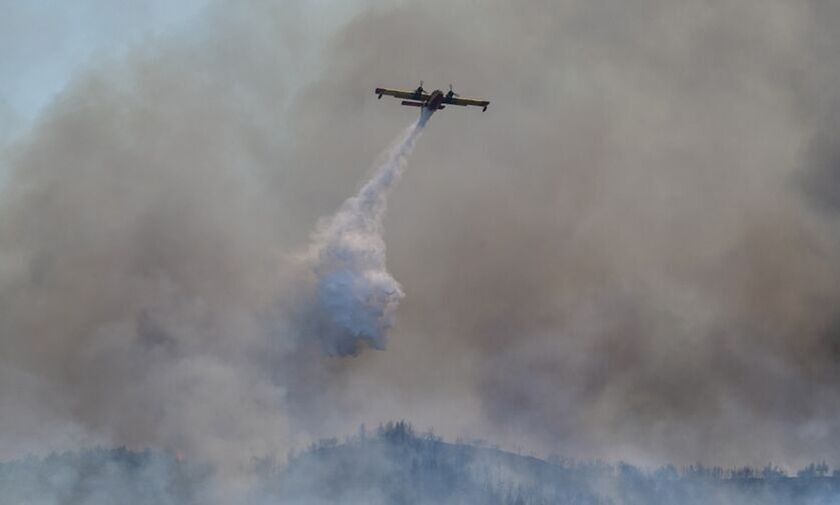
[375,82,490,112]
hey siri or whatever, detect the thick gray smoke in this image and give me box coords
[274,0,840,469]
[308,110,431,356]
[0,2,430,490]
[5,2,840,500]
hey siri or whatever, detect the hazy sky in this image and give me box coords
[0,1,209,130]
[2,0,840,485]
[0,0,366,138]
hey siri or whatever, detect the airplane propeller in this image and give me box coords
[449,84,460,97]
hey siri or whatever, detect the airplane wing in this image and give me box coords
[375,87,429,100]
[443,96,490,110]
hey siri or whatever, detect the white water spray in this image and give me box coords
[310,110,432,356]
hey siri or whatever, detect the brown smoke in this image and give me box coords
[2,0,840,477]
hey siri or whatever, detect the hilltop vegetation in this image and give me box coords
[260,421,840,504]
[3,422,840,504]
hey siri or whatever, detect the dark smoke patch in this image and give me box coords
[799,106,840,213]
[137,310,178,353]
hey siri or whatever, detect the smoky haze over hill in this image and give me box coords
[5,426,840,504]
[2,1,840,496]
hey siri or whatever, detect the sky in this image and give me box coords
[0,1,207,135]
[2,0,840,490]
[0,0,364,142]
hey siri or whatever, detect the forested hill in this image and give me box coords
[261,421,840,504]
[3,422,840,504]
[0,447,209,504]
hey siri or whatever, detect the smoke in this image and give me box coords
[0,1,429,489]
[6,1,840,498]
[0,3,337,495]
[271,0,840,469]
[307,110,431,356]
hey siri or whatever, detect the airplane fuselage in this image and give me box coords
[424,90,445,110]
